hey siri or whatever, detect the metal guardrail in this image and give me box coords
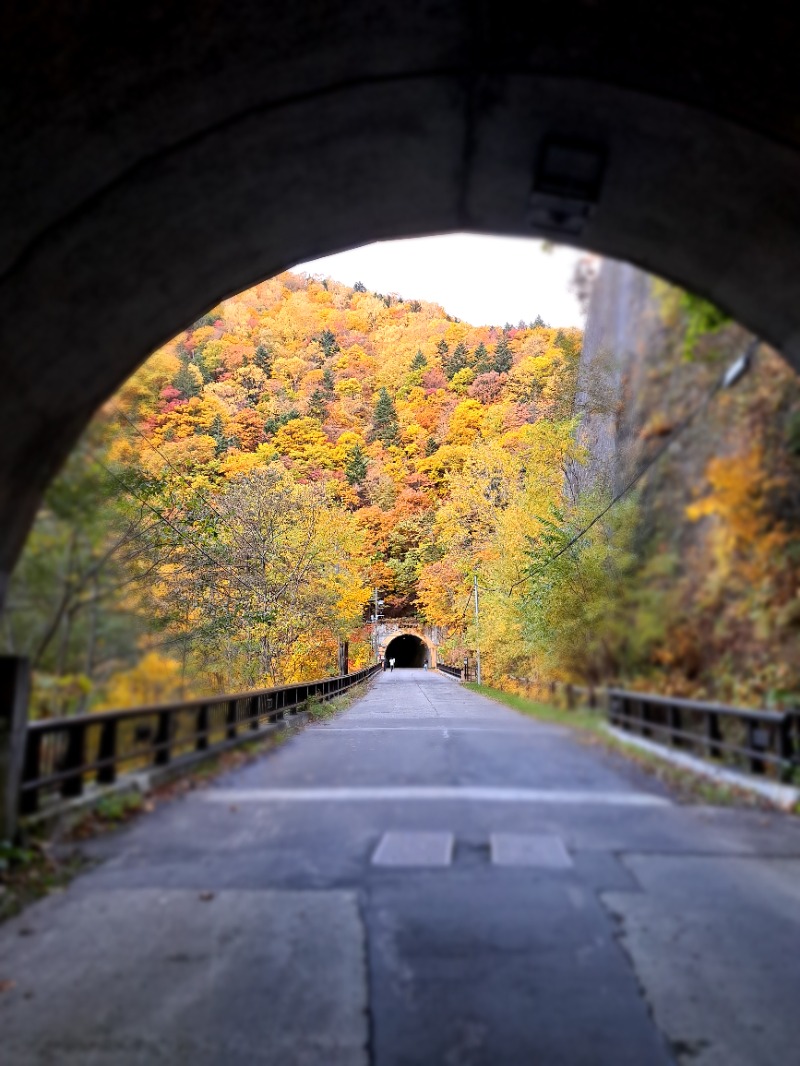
[607,688,799,781]
[19,665,381,815]
[438,664,478,681]
[489,674,800,782]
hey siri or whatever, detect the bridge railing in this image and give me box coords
[607,688,798,781]
[438,663,479,682]
[19,664,381,817]
[488,675,800,782]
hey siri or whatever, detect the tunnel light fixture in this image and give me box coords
[529,135,606,236]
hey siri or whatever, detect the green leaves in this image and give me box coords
[679,290,731,361]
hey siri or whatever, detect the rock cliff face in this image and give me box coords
[573,257,757,547]
[571,256,800,702]
[572,259,669,497]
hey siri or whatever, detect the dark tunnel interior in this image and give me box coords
[385,634,428,668]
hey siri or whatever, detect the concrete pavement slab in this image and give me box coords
[372,831,454,867]
[490,832,573,868]
[0,889,369,1066]
[603,855,800,1066]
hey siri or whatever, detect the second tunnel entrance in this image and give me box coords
[385,634,429,668]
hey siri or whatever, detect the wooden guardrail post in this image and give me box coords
[0,656,30,841]
[61,721,87,797]
[706,712,722,759]
[746,720,768,775]
[196,704,209,750]
[154,710,171,764]
[226,698,238,740]
[97,718,118,784]
[778,717,795,782]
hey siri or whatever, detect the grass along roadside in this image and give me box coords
[1,678,374,926]
[464,681,783,810]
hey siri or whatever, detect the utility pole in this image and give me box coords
[372,588,384,663]
[473,573,482,686]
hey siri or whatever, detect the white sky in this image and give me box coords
[295,234,587,329]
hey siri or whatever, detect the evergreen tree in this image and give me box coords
[353,280,367,293]
[307,388,328,421]
[554,329,579,358]
[411,349,427,371]
[322,367,336,395]
[264,409,301,436]
[210,414,228,455]
[436,339,449,362]
[254,343,274,374]
[370,387,399,445]
[345,444,369,485]
[174,360,202,399]
[473,342,492,375]
[533,314,547,328]
[425,436,439,456]
[443,342,468,380]
[493,336,513,374]
[318,329,339,358]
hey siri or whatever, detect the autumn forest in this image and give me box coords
[5,262,800,715]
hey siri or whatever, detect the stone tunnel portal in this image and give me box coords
[385,634,429,669]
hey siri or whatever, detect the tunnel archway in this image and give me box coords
[385,634,429,669]
[5,3,800,596]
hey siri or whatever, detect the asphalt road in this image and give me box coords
[2,669,800,1064]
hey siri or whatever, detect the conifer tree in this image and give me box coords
[318,329,339,358]
[473,342,492,375]
[493,336,513,374]
[210,414,228,454]
[411,349,427,371]
[174,360,202,399]
[345,444,369,485]
[554,329,579,358]
[370,386,399,445]
[322,367,336,395]
[254,343,274,374]
[307,388,328,421]
[443,342,468,380]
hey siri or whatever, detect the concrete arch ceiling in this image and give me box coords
[3,2,800,593]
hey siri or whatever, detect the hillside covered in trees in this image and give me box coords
[6,260,800,716]
[3,272,582,712]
